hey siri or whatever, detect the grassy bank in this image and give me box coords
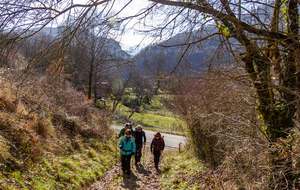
[160,149,204,189]
[0,75,116,189]
[4,142,118,189]
[160,149,242,189]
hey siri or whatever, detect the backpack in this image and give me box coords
[152,137,164,151]
[134,129,145,137]
[122,135,133,144]
[122,136,134,153]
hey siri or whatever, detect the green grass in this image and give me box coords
[111,94,186,134]
[160,149,204,190]
[143,95,167,112]
[130,112,185,131]
[0,139,119,190]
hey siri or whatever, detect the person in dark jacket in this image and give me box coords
[128,123,133,131]
[133,125,146,165]
[150,131,165,170]
[119,129,136,176]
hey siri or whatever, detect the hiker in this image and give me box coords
[128,123,133,131]
[151,131,165,170]
[133,125,146,164]
[119,129,136,176]
[116,123,130,139]
[128,123,134,135]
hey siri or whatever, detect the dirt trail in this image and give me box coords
[88,146,174,190]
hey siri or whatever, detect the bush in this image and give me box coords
[142,95,150,105]
[172,74,268,188]
[94,100,104,110]
[122,95,140,108]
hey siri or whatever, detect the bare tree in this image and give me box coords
[71,21,123,100]
[110,72,132,113]
[142,52,168,94]
[131,0,300,188]
[127,69,153,118]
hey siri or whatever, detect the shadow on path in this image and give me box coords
[136,164,151,176]
[121,172,140,190]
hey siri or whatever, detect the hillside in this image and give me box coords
[30,26,131,60]
[0,73,117,189]
[132,25,234,75]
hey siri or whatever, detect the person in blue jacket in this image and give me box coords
[119,129,136,176]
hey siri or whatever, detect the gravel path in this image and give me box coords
[88,145,173,190]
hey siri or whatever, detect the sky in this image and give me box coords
[73,0,154,55]
[113,0,154,54]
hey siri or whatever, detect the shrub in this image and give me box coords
[122,95,140,108]
[94,100,104,110]
[172,74,268,188]
[142,95,150,105]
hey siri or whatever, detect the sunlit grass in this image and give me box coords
[111,94,186,133]
[2,140,119,190]
[130,112,185,130]
[160,149,204,190]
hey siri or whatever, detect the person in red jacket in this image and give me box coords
[150,131,165,170]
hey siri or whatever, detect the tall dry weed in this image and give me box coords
[172,74,269,189]
[0,68,111,174]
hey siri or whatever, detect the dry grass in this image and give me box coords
[171,75,271,189]
[0,70,116,189]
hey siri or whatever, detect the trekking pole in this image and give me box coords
[116,134,120,176]
[143,143,145,165]
[131,153,133,171]
[116,134,117,163]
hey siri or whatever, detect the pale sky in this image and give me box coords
[114,0,154,55]
[73,0,154,55]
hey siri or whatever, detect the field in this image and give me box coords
[111,95,186,134]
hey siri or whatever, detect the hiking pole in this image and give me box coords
[116,133,120,176]
[131,153,133,172]
[143,143,145,165]
[116,134,118,163]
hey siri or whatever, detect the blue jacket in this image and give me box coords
[119,136,136,155]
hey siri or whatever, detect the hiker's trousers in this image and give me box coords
[121,154,132,174]
[135,143,143,162]
[153,151,161,168]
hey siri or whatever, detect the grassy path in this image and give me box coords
[88,146,173,190]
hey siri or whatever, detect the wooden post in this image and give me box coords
[179,142,182,153]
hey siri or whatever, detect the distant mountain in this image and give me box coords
[38,27,60,37]
[133,25,234,76]
[37,27,131,60]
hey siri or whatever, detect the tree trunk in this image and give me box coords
[266,0,298,188]
[88,63,93,99]
[93,75,97,104]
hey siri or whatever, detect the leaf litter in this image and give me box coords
[88,145,173,190]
